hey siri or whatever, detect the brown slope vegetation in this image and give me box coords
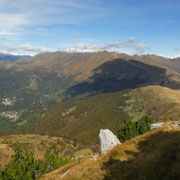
[2,51,180,85]
[0,134,82,169]
[0,51,129,109]
[65,58,180,99]
[13,51,180,78]
[130,85,180,121]
[11,51,180,84]
[40,128,180,180]
[0,51,180,110]
[15,85,180,144]
[130,54,180,74]
[9,51,118,79]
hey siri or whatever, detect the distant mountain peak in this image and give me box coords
[0,52,31,61]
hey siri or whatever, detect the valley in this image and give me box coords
[1,0,180,179]
[0,51,179,179]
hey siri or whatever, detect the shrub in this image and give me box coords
[0,147,41,180]
[118,115,154,142]
[41,144,74,174]
[0,144,75,180]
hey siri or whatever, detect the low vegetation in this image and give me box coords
[0,134,83,169]
[0,144,74,180]
[118,115,154,142]
[8,86,179,144]
[40,128,180,180]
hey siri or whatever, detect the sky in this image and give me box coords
[0,0,180,57]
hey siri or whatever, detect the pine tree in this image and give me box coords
[118,116,154,142]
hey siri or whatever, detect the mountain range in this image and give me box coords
[0,53,30,61]
[0,51,179,110]
[0,50,180,179]
[0,51,179,142]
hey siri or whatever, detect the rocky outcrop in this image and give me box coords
[149,123,164,130]
[99,129,121,154]
[150,121,180,130]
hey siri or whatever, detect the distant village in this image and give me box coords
[1,97,19,121]
[0,111,19,121]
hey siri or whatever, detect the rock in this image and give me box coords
[174,122,180,128]
[90,155,99,161]
[99,129,121,154]
[149,123,164,130]
[60,169,71,179]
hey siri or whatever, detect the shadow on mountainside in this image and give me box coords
[102,130,180,180]
[66,58,168,98]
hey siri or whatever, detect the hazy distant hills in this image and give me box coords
[0,53,30,61]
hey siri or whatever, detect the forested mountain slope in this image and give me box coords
[14,85,180,144]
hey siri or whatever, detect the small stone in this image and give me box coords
[60,169,71,179]
[174,122,180,128]
[149,123,164,130]
[90,155,99,161]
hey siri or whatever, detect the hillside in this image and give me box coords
[40,127,180,180]
[0,51,179,111]
[0,51,180,140]
[14,85,180,144]
[0,134,85,169]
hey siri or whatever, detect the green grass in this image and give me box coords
[74,149,93,156]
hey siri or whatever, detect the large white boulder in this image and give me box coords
[149,123,164,130]
[99,129,121,154]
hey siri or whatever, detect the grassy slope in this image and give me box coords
[0,134,84,169]
[40,127,180,180]
[15,85,180,144]
[15,90,130,143]
[130,85,180,121]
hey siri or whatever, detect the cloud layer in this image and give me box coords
[64,38,150,54]
[0,43,48,56]
[0,0,101,39]
[0,0,178,57]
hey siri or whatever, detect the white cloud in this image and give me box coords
[0,37,150,56]
[0,13,30,38]
[128,37,139,43]
[63,40,150,54]
[0,43,49,56]
[72,35,96,42]
[0,0,101,39]
[173,54,180,58]
[64,43,100,52]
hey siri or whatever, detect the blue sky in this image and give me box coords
[0,0,180,57]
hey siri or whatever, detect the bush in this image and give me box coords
[41,144,74,174]
[0,147,41,180]
[0,144,75,180]
[118,115,154,142]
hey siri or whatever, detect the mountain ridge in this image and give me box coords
[0,51,179,110]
